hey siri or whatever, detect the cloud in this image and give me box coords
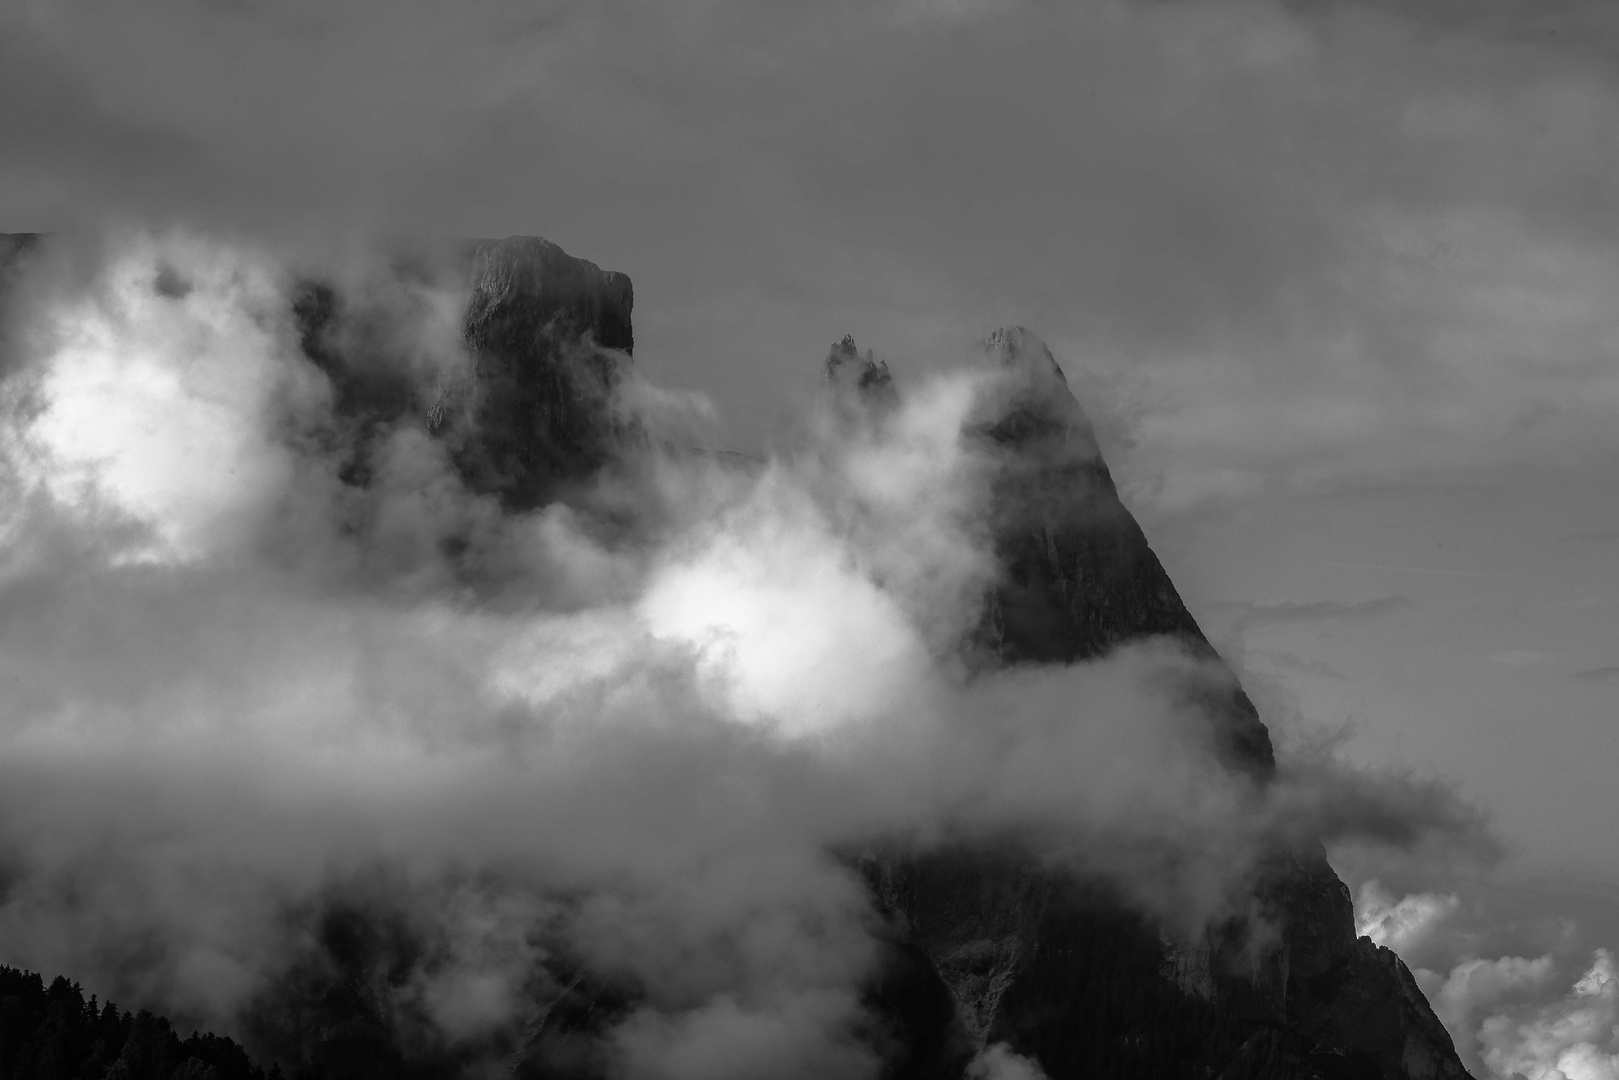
[1478,950,1619,1080]
[1351,878,1619,1080]
[1357,879,1461,956]
[1571,666,1619,683]
[1,231,318,562]
[1424,953,1562,1075]
[1245,649,1348,680]
[967,1043,1048,1080]
[1230,595,1413,635]
[0,229,1495,1072]
[1274,732,1497,874]
[4,0,1619,504]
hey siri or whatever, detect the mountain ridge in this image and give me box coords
[826,322,1468,1080]
[0,232,1472,1080]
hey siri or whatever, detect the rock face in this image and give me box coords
[453,237,634,510]
[0,232,1469,1079]
[837,327,1471,1080]
[291,235,635,510]
[826,333,899,418]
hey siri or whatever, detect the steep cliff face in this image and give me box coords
[453,237,634,510]
[0,232,1468,1079]
[292,235,635,510]
[827,328,1470,1080]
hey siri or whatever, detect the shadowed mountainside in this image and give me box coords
[291,235,635,510]
[0,234,1471,1080]
[830,327,1470,1080]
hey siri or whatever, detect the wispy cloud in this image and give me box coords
[1245,649,1348,680]
[1354,877,1619,1079]
[5,0,1619,494]
[0,231,1493,1071]
[1228,595,1412,635]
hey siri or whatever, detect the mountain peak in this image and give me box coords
[462,235,633,356]
[853,324,1469,1080]
[982,325,1065,378]
[825,333,898,415]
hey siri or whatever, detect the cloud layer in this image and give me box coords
[6,0,1619,499]
[0,229,1493,1075]
[1357,877,1619,1080]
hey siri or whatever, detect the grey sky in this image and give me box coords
[6,0,1605,517]
[3,1,1618,1074]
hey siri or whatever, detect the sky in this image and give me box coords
[2,1,1618,1077]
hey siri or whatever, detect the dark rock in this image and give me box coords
[452,237,634,511]
[0,233,1471,1079]
[966,327,1274,771]
[861,938,977,1080]
[855,326,1470,1080]
[287,245,1470,1077]
[1290,936,1472,1080]
[827,334,899,419]
[236,882,637,1080]
[287,235,635,510]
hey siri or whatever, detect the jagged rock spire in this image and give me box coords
[824,333,899,416]
[859,326,1470,1080]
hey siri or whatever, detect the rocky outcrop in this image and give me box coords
[453,237,634,510]
[826,333,899,418]
[1291,935,1473,1080]
[291,234,1470,1076]
[291,235,635,509]
[960,327,1274,770]
[0,231,1469,1079]
[837,327,1471,1080]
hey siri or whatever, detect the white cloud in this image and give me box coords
[1356,879,1461,955]
[967,1042,1048,1080]
[0,230,1496,1070]
[1366,886,1619,1080]
[1418,953,1558,1074]
[1479,950,1619,1080]
[638,470,934,739]
[1,232,319,563]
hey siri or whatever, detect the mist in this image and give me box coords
[0,227,1490,1077]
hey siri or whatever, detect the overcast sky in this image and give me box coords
[4,1,1619,1076]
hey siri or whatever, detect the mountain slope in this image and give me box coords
[832,327,1470,1080]
[0,233,1470,1080]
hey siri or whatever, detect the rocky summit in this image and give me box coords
[403,237,1469,1080]
[0,233,1472,1080]
[838,325,1470,1080]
